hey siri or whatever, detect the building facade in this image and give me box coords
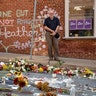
[0,0,96,59]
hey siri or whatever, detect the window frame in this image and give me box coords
[64,0,96,39]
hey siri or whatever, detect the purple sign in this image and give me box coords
[69,20,76,30]
[85,19,92,29]
[69,19,92,30]
[77,20,84,29]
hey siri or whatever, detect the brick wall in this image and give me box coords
[59,39,96,59]
[0,0,96,59]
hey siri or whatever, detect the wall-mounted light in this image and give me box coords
[74,6,85,11]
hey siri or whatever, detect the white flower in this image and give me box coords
[0,62,4,65]
[48,66,54,71]
[44,6,48,9]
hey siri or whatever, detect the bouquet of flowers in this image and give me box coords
[13,71,28,90]
[79,67,94,78]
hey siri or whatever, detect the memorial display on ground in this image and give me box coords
[0,58,96,96]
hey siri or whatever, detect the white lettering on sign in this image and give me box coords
[78,22,83,25]
[70,22,76,26]
[85,21,91,25]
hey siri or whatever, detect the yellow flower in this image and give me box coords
[14,71,23,77]
[84,68,94,75]
[38,67,44,72]
[23,77,28,85]
[2,64,7,70]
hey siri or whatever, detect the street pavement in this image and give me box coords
[0,52,96,96]
[0,52,96,70]
[0,72,96,96]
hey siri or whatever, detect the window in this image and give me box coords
[65,0,96,38]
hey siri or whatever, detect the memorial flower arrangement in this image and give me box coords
[79,67,94,78]
[0,58,96,96]
[13,71,28,90]
[35,81,57,96]
[35,81,69,96]
[0,58,95,79]
[39,92,57,96]
[0,62,9,70]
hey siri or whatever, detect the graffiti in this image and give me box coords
[13,40,46,50]
[17,18,44,25]
[16,10,29,17]
[0,11,12,17]
[0,10,29,18]
[17,19,32,25]
[0,19,14,26]
[0,25,46,39]
[0,26,32,38]
[0,40,16,53]
[14,40,31,50]
[0,6,63,51]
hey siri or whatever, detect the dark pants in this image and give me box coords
[45,31,59,59]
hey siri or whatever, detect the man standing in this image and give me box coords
[44,10,60,61]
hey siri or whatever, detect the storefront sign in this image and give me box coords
[69,20,76,30]
[77,20,84,29]
[69,19,92,30]
[85,19,92,29]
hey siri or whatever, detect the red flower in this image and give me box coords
[67,72,72,77]
[0,64,3,70]
[58,88,63,93]
[19,81,26,87]
[54,69,61,74]
[42,66,48,71]
[14,78,19,85]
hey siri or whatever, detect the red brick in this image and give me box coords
[0,0,96,59]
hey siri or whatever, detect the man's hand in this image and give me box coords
[50,31,56,36]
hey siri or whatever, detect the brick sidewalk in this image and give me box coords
[0,52,96,70]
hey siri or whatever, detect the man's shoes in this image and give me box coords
[49,57,60,61]
[54,58,60,61]
[49,58,53,61]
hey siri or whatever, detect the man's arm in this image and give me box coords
[55,18,60,33]
[55,25,60,33]
[44,26,55,33]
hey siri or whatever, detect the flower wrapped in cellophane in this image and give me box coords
[13,71,28,90]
